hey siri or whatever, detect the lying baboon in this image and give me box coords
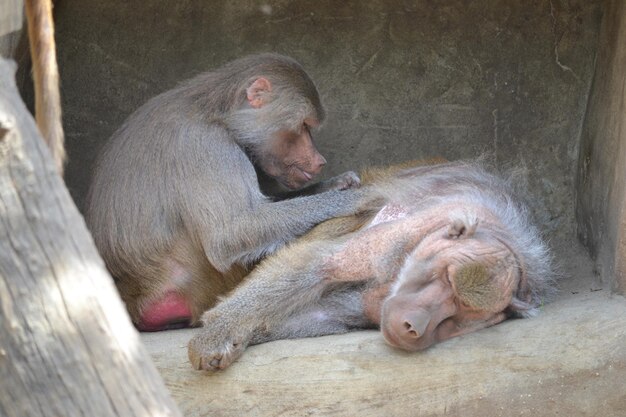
[188,160,555,371]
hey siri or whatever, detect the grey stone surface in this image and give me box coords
[53,0,602,249]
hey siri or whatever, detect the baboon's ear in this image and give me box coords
[447,216,478,239]
[246,77,272,108]
[454,263,500,310]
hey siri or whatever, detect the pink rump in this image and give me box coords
[136,291,193,332]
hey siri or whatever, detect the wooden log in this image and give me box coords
[145,291,626,417]
[25,0,65,174]
[0,57,182,417]
[576,0,626,293]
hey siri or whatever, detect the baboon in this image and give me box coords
[187,160,555,371]
[86,54,365,331]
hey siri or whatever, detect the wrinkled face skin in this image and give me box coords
[380,225,521,351]
[259,118,326,190]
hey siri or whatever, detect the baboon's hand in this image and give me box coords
[322,171,361,191]
[187,312,251,371]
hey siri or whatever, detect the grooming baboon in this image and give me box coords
[187,160,555,371]
[86,54,364,331]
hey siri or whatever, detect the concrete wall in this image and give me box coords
[53,1,601,245]
[576,0,626,292]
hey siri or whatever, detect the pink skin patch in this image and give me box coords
[136,291,193,332]
[369,203,410,227]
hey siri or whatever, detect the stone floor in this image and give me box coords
[142,241,626,417]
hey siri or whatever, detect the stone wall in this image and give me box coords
[52,1,601,244]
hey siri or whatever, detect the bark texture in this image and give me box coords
[0,57,181,417]
[25,0,66,174]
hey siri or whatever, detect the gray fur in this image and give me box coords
[188,160,556,371]
[372,160,556,316]
[85,54,365,324]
